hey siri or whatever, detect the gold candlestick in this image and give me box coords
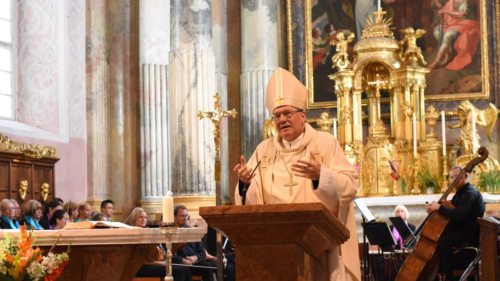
[410,155,421,195]
[441,155,449,192]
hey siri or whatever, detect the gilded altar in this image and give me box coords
[326,8,499,196]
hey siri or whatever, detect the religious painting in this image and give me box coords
[286,0,495,109]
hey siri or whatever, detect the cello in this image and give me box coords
[396,147,488,281]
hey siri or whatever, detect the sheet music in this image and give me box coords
[354,198,376,222]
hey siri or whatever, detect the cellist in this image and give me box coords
[426,166,485,281]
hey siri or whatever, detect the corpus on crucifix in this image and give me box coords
[197,93,237,281]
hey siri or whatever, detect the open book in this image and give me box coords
[64,221,136,230]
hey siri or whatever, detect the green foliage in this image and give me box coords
[416,168,440,194]
[477,170,500,193]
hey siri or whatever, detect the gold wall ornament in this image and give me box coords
[40,182,50,202]
[18,180,28,201]
[0,134,57,159]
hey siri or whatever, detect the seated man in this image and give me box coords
[426,166,485,281]
[172,205,216,281]
[100,199,114,221]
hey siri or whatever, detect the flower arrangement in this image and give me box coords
[0,225,69,281]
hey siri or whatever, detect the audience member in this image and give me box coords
[75,203,93,222]
[91,212,106,221]
[49,209,68,230]
[173,205,216,281]
[100,199,114,221]
[127,207,148,227]
[63,201,79,222]
[131,207,193,281]
[39,199,63,229]
[22,200,44,230]
[9,199,21,222]
[0,198,20,229]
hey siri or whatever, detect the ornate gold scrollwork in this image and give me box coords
[0,134,57,159]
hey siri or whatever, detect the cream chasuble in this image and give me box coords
[235,123,361,281]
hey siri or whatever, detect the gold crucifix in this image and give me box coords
[198,93,237,281]
[198,93,238,158]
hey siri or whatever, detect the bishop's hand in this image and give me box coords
[291,153,321,181]
[233,155,254,184]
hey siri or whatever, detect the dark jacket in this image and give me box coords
[172,225,207,264]
[439,182,485,231]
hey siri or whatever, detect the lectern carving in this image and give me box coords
[200,203,349,281]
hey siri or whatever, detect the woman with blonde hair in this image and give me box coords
[391,205,416,249]
[127,207,148,227]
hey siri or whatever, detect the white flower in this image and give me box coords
[27,261,45,281]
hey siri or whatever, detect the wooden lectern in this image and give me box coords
[199,202,349,281]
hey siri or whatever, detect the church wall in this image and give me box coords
[0,0,87,202]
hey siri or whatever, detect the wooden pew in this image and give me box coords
[478,217,499,281]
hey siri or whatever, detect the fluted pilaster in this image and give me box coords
[240,0,280,155]
[140,64,170,199]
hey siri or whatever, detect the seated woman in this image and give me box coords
[22,200,44,230]
[390,205,416,249]
[127,207,148,227]
[49,209,68,230]
[63,201,79,222]
[0,199,20,229]
[130,207,193,281]
[75,203,93,222]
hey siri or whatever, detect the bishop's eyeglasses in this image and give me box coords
[271,109,303,122]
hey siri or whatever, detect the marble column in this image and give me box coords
[240,0,280,156]
[168,0,218,196]
[86,0,110,207]
[86,0,139,217]
[138,0,171,212]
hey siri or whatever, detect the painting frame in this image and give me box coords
[286,0,495,109]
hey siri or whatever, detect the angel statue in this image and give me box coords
[331,31,355,70]
[400,27,427,66]
[449,101,498,155]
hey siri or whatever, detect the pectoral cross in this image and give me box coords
[284,175,298,195]
[198,93,237,281]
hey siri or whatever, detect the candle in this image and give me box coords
[441,111,446,156]
[471,107,477,153]
[377,0,381,10]
[162,196,174,223]
[413,113,417,158]
[333,118,337,139]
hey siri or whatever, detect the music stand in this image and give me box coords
[362,222,397,250]
[363,222,399,280]
[389,216,414,242]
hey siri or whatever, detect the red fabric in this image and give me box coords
[441,0,480,70]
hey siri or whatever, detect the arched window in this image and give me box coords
[0,0,13,119]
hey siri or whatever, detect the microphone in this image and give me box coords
[239,160,261,205]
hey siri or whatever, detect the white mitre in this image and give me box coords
[266,67,307,113]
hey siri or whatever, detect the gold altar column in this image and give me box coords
[332,70,355,148]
